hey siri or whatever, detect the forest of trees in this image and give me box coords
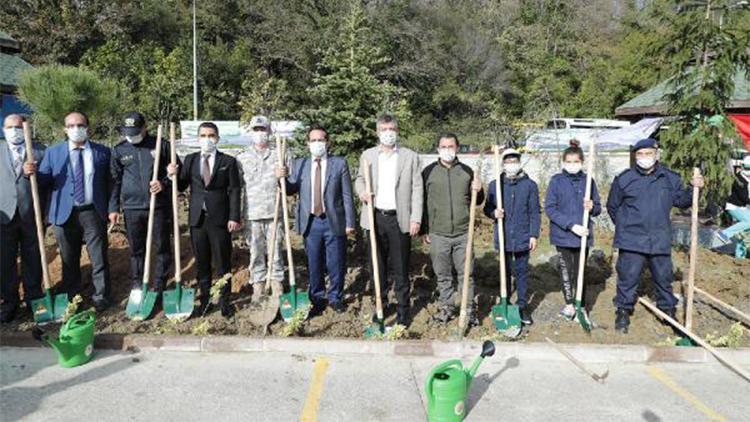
[2,0,749,175]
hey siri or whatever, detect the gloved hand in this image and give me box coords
[571,224,589,237]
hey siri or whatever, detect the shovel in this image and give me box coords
[676,168,701,347]
[574,140,596,332]
[457,173,480,338]
[163,123,195,320]
[24,122,68,323]
[277,136,311,321]
[362,159,386,337]
[490,145,522,338]
[125,124,163,320]
[247,187,282,327]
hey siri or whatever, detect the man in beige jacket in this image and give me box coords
[355,114,422,327]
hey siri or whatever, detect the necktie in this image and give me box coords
[73,148,86,204]
[313,158,323,216]
[14,146,23,177]
[202,154,212,186]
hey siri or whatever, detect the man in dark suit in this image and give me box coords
[24,111,116,312]
[0,114,45,322]
[168,122,241,317]
[277,124,356,316]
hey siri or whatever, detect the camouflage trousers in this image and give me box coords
[245,218,285,284]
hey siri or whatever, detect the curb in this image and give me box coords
[3,331,750,364]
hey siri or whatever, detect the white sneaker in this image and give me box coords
[559,304,576,321]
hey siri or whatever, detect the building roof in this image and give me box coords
[0,52,32,88]
[615,69,750,116]
[0,31,20,52]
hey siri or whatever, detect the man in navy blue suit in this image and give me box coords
[24,111,116,311]
[276,124,356,317]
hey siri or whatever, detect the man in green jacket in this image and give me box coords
[421,133,484,325]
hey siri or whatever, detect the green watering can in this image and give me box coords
[425,341,495,421]
[33,310,96,368]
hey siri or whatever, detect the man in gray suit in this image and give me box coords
[0,114,44,322]
[355,114,422,327]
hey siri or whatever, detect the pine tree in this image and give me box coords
[301,0,410,162]
[654,0,750,198]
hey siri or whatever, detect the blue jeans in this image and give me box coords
[504,251,530,308]
[304,215,347,306]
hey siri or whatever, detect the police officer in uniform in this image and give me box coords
[110,112,175,297]
[606,138,704,333]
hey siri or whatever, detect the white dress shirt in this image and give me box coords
[200,152,216,179]
[310,155,328,213]
[68,140,94,205]
[375,148,398,210]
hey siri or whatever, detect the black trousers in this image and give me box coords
[190,211,232,296]
[124,208,171,290]
[366,211,411,317]
[556,246,588,306]
[0,211,43,310]
[54,206,110,302]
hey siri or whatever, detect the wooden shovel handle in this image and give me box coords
[277,136,296,288]
[363,159,384,321]
[170,123,182,283]
[493,146,508,299]
[22,122,51,290]
[575,141,595,304]
[458,173,479,332]
[685,167,701,331]
[142,125,163,285]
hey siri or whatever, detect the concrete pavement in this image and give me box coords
[2,346,749,421]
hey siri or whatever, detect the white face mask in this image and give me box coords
[563,162,582,174]
[201,137,218,154]
[3,128,24,145]
[636,156,656,170]
[67,127,88,144]
[438,148,456,163]
[250,131,268,146]
[126,134,144,144]
[309,141,327,158]
[379,130,398,146]
[504,162,521,176]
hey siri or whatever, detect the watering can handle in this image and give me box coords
[425,359,463,400]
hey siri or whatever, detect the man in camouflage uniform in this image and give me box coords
[236,116,290,299]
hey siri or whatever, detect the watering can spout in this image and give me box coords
[33,326,73,360]
[467,341,496,381]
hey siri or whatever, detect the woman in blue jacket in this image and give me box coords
[544,141,601,320]
[484,148,541,325]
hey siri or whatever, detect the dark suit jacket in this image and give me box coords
[177,151,241,227]
[37,140,115,225]
[285,155,356,236]
[0,142,48,224]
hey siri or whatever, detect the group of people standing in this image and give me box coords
[2,111,705,335]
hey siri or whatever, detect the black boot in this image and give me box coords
[219,284,234,318]
[520,307,534,326]
[197,282,211,316]
[396,306,411,328]
[615,308,630,333]
[660,307,682,336]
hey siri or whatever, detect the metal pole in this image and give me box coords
[192,0,198,121]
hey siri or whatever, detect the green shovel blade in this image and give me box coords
[675,337,696,347]
[491,299,522,332]
[163,284,195,320]
[575,300,592,333]
[31,290,68,323]
[364,319,385,338]
[279,290,311,321]
[125,287,158,321]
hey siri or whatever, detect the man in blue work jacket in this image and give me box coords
[606,138,704,333]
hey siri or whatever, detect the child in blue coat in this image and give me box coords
[544,141,601,320]
[484,148,541,325]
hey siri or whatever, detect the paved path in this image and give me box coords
[1,346,749,421]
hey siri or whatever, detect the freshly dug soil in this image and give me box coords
[3,211,749,347]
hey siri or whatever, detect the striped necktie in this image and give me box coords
[73,147,86,204]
